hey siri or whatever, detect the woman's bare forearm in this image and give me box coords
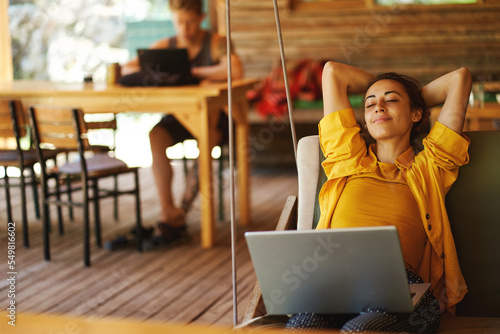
[322,62,375,116]
[421,67,472,134]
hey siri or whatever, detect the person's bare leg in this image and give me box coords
[149,124,185,227]
[179,130,223,214]
[180,160,199,213]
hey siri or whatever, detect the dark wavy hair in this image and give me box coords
[366,72,430,140]
[169,0,203,15]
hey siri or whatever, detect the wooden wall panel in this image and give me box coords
[220,0,500,84]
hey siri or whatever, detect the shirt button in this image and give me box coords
[428,224,432,231]
[426,213,430,220]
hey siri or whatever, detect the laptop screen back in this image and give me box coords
[245,226,415,315]
[137,48,191,74]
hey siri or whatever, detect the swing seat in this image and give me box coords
[242,132,500,332]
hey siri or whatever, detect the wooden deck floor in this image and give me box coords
[0,162,298,327]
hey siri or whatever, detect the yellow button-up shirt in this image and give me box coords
[317,108,470,314]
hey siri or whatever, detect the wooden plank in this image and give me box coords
[190,256,258,325]
[0,100,27,138]
[85,246,216,318]
[161,242,253,323]
[37,135,78,149]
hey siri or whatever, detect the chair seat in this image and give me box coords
[88,144,113,153]
[0,150,22,166]
[0,149,38,166]
[57,153,133,177]
[0,148,59,167]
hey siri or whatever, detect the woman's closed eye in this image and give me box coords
[365,99,398,109]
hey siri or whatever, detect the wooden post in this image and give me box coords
[0,0,13,82]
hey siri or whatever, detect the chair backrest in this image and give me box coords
[296,135,321,230]
[0,99,27,149]
[84,118,117,132]
[29,105,88,151]
[445,131,500,317]
[84,113,117,151]
[297,131,500,317]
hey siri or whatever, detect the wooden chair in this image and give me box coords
[55,114,120,222]
[85,114,120,221]
[62,114,123,222]
[28,105,143,267]
[243,132,500,330]
[0,99,59,247]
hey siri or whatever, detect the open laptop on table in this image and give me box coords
[245,226,430,315]
[136,48,199,85]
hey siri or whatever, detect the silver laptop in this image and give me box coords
[245,226,430,315]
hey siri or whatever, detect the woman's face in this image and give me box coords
[364,79,421,143]
[171,9,204,44]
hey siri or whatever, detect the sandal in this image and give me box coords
[104,235,137,251]
[105,225,154,251]
[142,223,191,251]
[129,225,155,240]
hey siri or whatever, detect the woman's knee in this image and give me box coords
[149,124,173,149]
[341,309,407,332]
[286,313,352,330]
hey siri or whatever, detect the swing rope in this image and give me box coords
[225,0,238,327]
[272,0,298,163]
[226,0,297,327]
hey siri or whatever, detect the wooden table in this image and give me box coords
[2,312,499,334]
[0,79,257,248]
[430,102,500,132]
[0,312,299,334]
[463,103,500,131]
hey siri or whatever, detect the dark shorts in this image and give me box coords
[157,112,229,145]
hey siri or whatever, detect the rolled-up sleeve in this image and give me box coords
[319,108,371,179]
[423,121,470,170]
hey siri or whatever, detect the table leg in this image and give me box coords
[175,103,217,248]
[198,101,216,248]
[235,100,250,226]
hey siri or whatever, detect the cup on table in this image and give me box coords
[106,63,121,84]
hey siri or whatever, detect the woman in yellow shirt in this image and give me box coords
[286,63,472,333]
